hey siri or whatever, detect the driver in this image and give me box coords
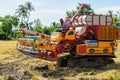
[60,18,69,31]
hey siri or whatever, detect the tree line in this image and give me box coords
[0,2,120,40]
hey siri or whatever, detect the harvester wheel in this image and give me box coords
[69,46,76,56]
[57,55,70,67]
[67,56,115,68]
[103,49,108,53]
[89,49,94,54]
[67,57,80,68]
[110,42,115,47]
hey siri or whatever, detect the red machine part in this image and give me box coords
[19,28,50,39]
[18,47,58,61]
[18,40,77,61]
[72,15,113,27]
[75,25,117,41]
[116,29,120,39]
[71,4,87,22]
[81,4,87,10]
[46,52,58,61]
[35,52,58,61]
[77,44,87,55]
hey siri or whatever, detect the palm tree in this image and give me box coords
[108,10,113,17]
[107,10,120,26]
[15,2,35,29]
[76,3,94,15]
[25,2,35,29]
[15,4,28,24]
[66,3,94,19]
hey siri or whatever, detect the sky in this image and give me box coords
[0,0,120,26]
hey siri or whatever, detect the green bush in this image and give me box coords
[0,32,6,40]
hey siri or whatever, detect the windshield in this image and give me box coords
[51,32,58,37]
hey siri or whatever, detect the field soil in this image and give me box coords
[0,41,120,80]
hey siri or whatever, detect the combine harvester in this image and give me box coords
[17,4,119,68]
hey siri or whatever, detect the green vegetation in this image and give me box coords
[66,3,94,18]
[15,2,35,29]
[0,2,60,40]
[107,10,120,26]
[0,15,19,40]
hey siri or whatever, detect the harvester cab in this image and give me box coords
[50,28,76,44]
[50,32,63,44]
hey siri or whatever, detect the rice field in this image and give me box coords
[0,40,120,80]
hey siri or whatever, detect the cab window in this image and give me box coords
[52,33,58,36]
[68,31,74,35]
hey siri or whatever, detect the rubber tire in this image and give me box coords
[89,49,94,54]
[103,49,108,53]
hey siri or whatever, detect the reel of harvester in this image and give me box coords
[17,28,58,61]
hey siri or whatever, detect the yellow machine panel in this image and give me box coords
[65,30,75,40]
[98,41,117,48]
[33,39,56,52]
[87,47,113,54]
[98,26,116,40]
[50,32,63,44]
[76,41,115,56]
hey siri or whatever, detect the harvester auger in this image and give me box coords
[17,4,119,68]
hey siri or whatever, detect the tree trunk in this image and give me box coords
[26,13,30,29]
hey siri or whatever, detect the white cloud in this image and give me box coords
[30,8,73,26]
[0,8,15,16]
[0,0,76,26]
[96,6,120,14]
[39,8,66,16]
[32,1,45,7]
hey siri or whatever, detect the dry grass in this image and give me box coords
[0,40,17,52]
[0,41,120,80]
[0,41,18,63]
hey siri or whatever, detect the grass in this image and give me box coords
[0,41,19,64]
[117,40,120,43]
[0,41,120,80]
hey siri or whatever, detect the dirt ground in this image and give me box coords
[0,41,120,80]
